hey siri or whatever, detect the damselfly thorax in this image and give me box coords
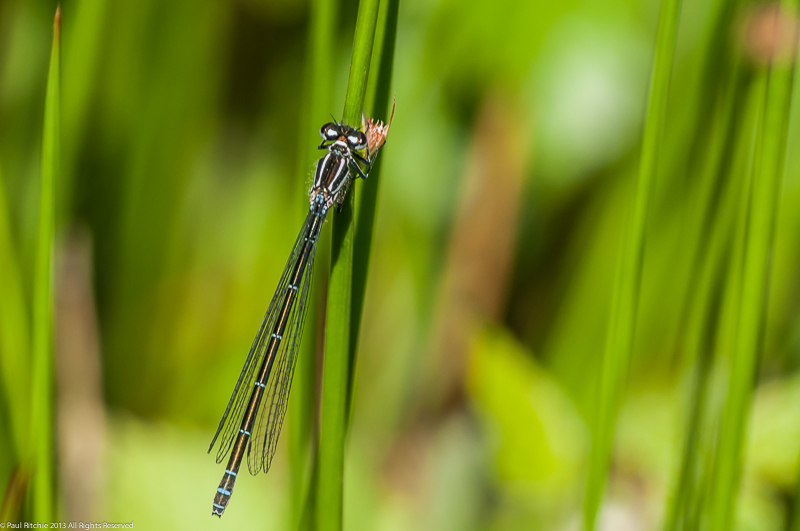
[311,149,349,209]
[311,129,370,210]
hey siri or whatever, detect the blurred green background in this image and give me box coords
[1,0,800,529]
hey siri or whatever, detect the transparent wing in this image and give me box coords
[247,226,319,474]
[208,209,316,463]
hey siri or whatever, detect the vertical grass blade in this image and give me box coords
[348,0,399,417]
[29,6,61,522]
[340,0,382,128]
[663,74,759,531]
[697,74,766,530]
[662,15,751,529]
[289,0,339,527]
[317,0,381,529]
[0,167,30,460]
[583,0,682,528]
[708,17,797,529]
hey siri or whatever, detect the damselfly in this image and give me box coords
[208,109,393,517]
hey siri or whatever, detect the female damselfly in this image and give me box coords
[208,109,392,517]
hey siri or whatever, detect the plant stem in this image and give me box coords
[317,0,381,529]
[340,0,382,128]
[348,0,399,418]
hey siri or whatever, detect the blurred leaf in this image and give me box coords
[747,375,800,489]
[468,326,587,496]
[533,20,650,183]
[108,416,286,531]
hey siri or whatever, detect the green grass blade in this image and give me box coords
[317,0,381,529]
[708,30,797,531]
[663,74,757,531]
[662,20,751,530]
[699,75,765,531]
[0,166,30,460]
[348,0,399,419]
[29,6,61,522]
[583,0,682,528]
[702,72,764,531]
[694,80,766,529]
[786,24,800,531]
[363,0,399,120]
[340,0,381,128]
[289,0,339,526]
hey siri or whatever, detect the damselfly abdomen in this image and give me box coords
[208,113,391,517]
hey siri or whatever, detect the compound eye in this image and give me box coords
[320,123,339,140]
[347,131,367,150]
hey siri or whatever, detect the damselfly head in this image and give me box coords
[311,108,394,210]
[321,122,367,152]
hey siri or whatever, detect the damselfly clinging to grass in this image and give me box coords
[208,107,393,517]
